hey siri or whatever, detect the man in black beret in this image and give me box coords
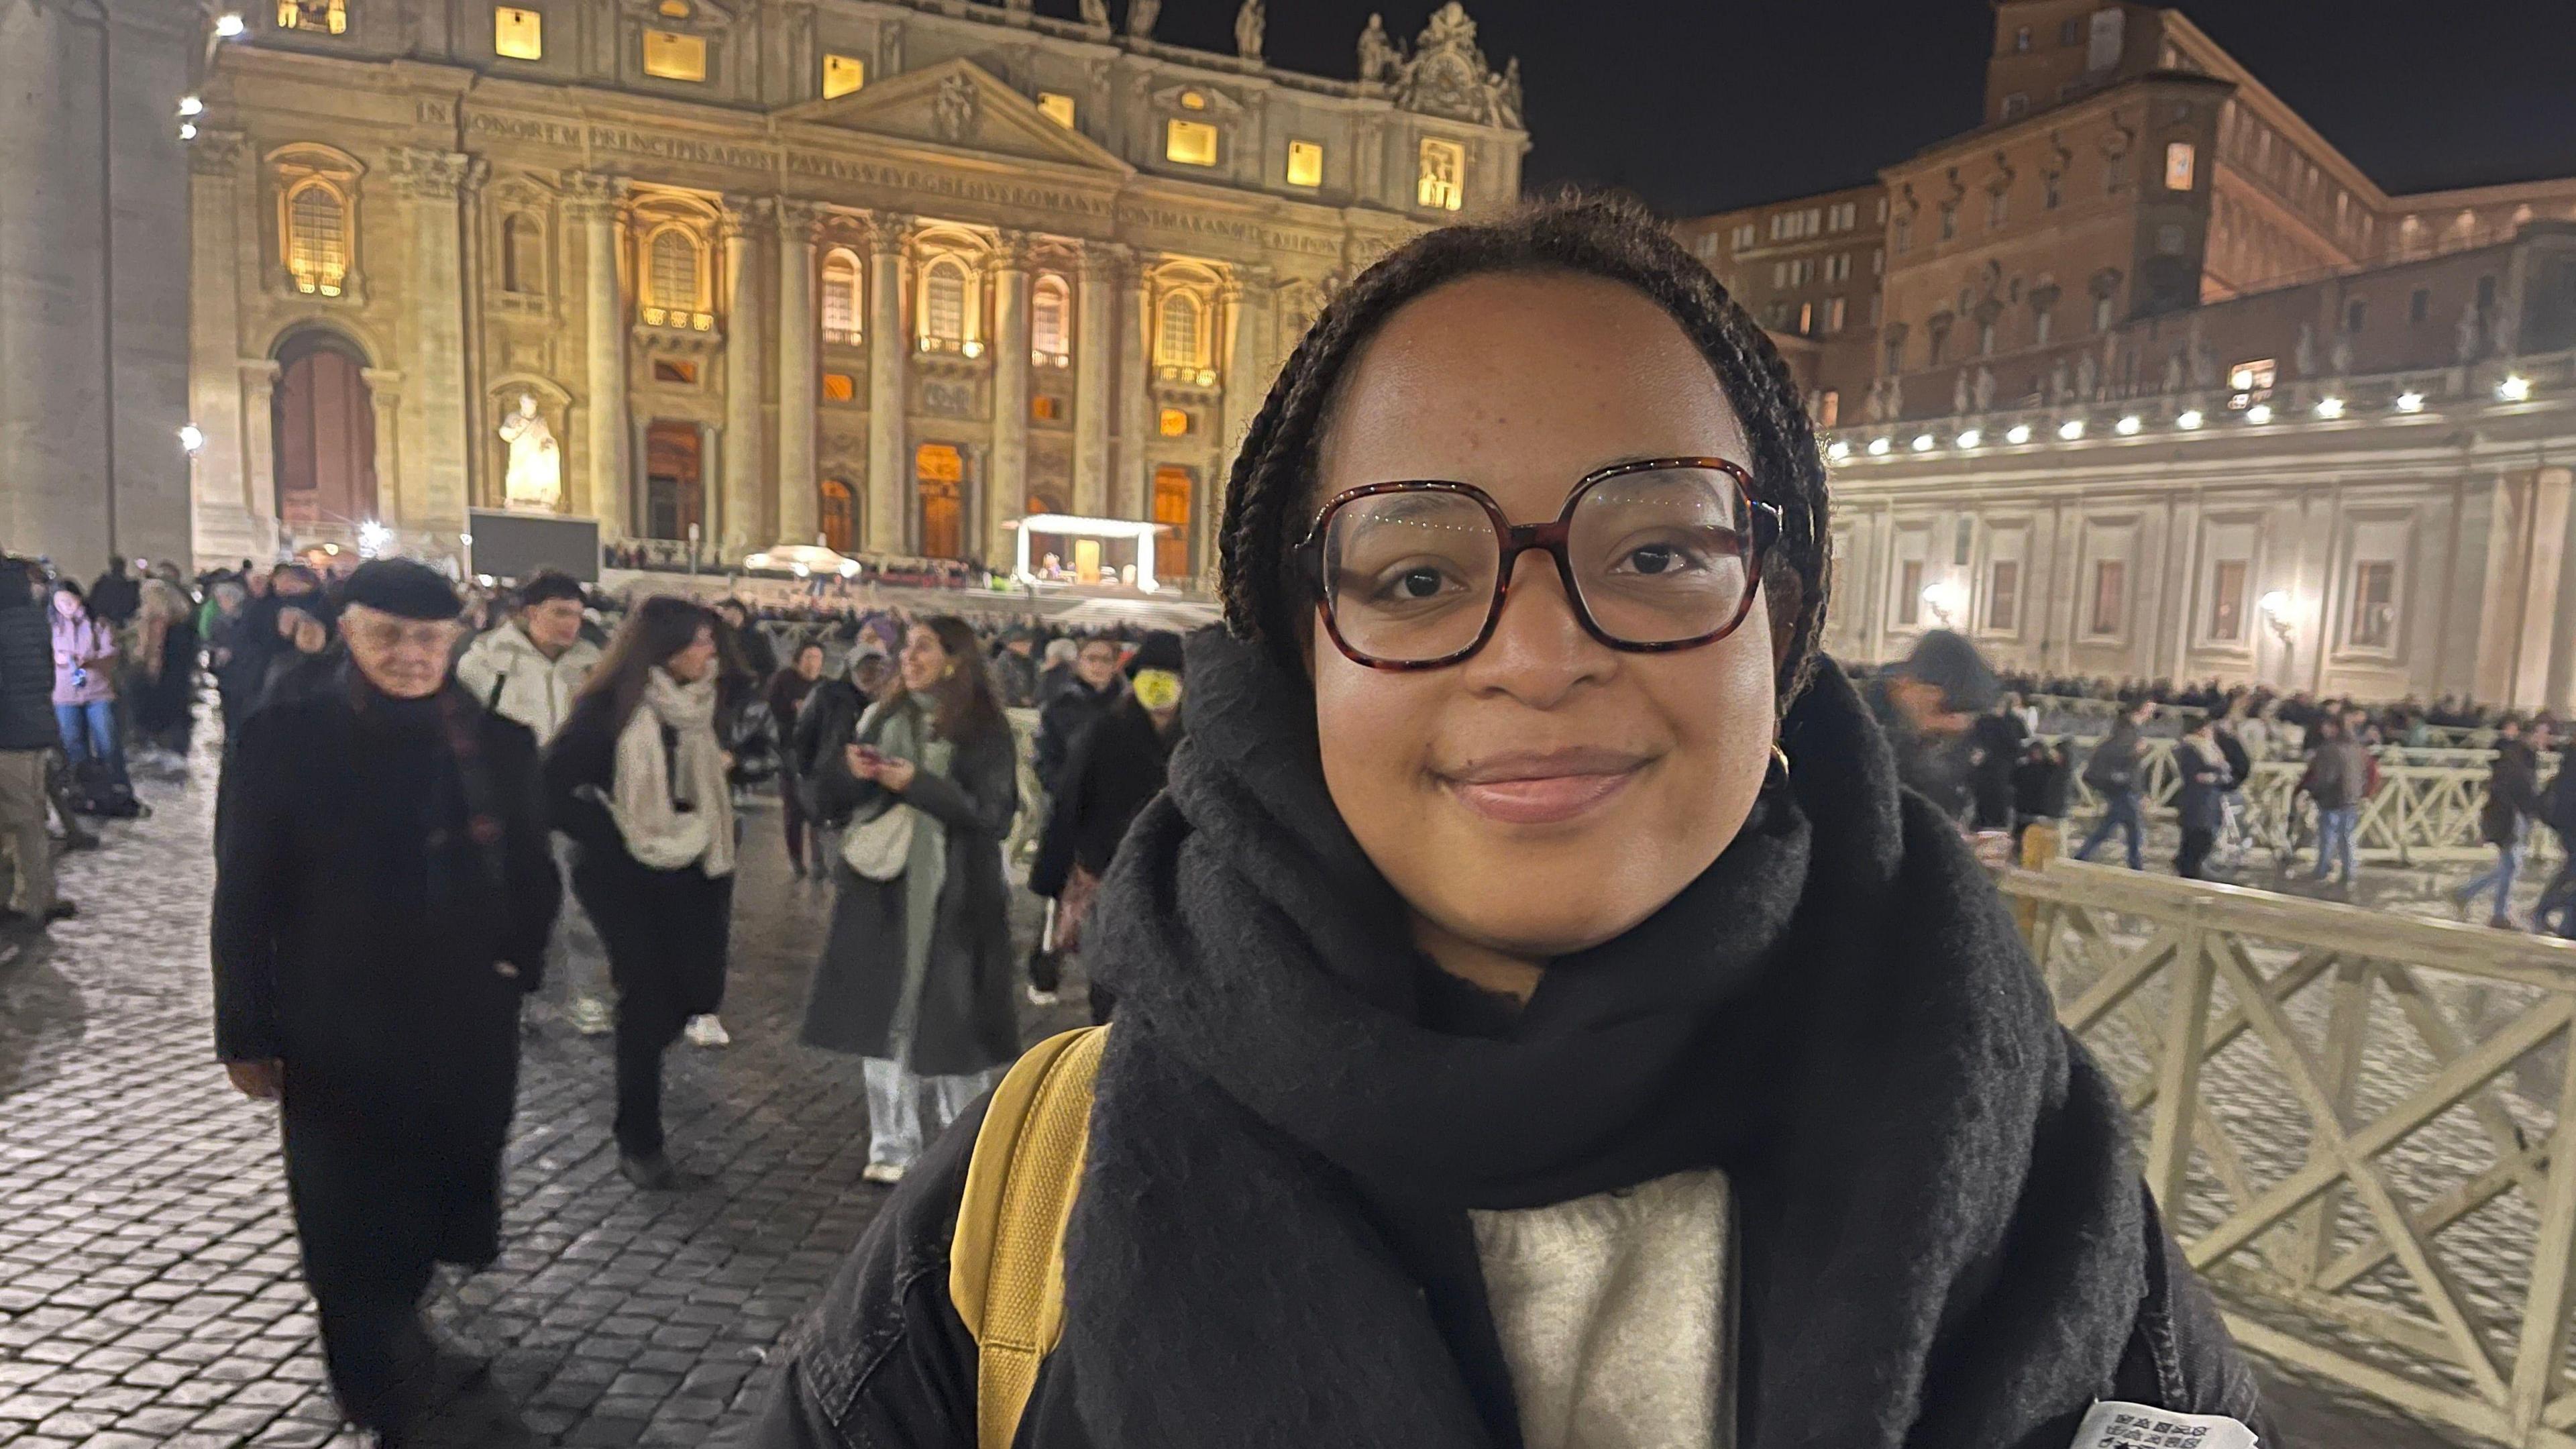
[212,557,561,1446]
[1866,628,2002,822]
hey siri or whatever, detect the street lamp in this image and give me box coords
[177,423,205,455]
[2259,590,2297,686]
[1921,579,1967,628]
[2499,374,2533,402]
[2176,409,2205,430]
[215,12,245,36]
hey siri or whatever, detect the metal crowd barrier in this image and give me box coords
[2002,859,2576,1448]
[2049,737,2562,868]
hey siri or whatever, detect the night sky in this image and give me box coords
[1083,0,2576,216]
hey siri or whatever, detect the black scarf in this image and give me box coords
[1069,629,2149,1449]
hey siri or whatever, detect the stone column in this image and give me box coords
[863,213,912,551]
[777,200,822,550]
[568,172,629,536]
[1072,244,1121,517]
[987,232,1034,568]
[720,198,766,558]
[362,370,404,526]
[390,148,480,540]
[1220,265,1269,477]
[188,132,255,560]
[239,360,282,546]
[1116,257,1154,522]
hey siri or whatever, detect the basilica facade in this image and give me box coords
[184,0,1528,584]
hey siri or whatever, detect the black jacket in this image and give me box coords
[2485,739,2543,845]
[792,678,869,819]
[1030,697,1181,900]
[2174,739,2232,833]
[1032,676,1122,797]
[747,1101,2261,1449]
[87,569,139,626]
[211,675,559,1142]
[0,598,55,751]
[2081,722,2145,797]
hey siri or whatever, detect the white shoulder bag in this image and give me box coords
[841,800,914,881]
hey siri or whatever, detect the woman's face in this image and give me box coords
[51,591,78,619]
[796,645,824,680]
[665,624,718,682]
[900,625,951,694]
[1311,272,1776,961]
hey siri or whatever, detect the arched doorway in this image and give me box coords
[1152,466,1194,582]
[915,444,965,559]
[272,330,376,533]
[643,421,703,541]
[819,478,857,553]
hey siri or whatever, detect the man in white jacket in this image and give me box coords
[457,572,614,1035]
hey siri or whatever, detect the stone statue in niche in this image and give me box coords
[2491,307,2517,358]
[2161,352,2184,393]
[1357,14,1400,83]
[1234,0,1263,61]
[2188,339,2217,388]
[2294,320,2316,378]
[932,72,979,144]
[1953,370,1972,415]
[1972,366,1995,413]
[1495,57,1523,127]
[2047,356,2069,402]
[2455,303,2482,363]
[2076,350,2098,400]
[2328,331,2353,376]
[1126,0,1159,40]
[499,394,561,513]
[1078,0,1108,28]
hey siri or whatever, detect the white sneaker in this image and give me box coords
[861,1162,906,1185]
[565,996,614,1037]
[1026,985,1061,1007]
[684,1014,731,1049]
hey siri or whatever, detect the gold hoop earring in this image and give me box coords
[1767,742,1792,790]
[942,663,957,680]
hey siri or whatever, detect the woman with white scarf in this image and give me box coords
[543,596,738,1191]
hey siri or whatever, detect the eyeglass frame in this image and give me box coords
[1295,455,1784,672]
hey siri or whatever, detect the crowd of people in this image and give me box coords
[1856,642,2576,928]
[599,542,999,592]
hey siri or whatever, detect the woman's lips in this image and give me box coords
[1438,749,1646,826]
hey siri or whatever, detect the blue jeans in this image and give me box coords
[2076,792,2145,870]
[2312,804,2359,883]
[54,699,127,791]
[2458,830,2526,924]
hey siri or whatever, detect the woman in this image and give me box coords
[754,197,2259,1448]
[49,579,131,806]
[543,596,736,1191]
[769,641,827,878]
[1029,630,1186,1022]
[131,564,199,771]
[798,615,1018,1184]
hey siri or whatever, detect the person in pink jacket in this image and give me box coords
[50,579,129,799]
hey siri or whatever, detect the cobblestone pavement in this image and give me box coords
[0,745,2532,1448]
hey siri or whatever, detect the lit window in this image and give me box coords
[1165,119,1219,167]
[820,372,855,402]
[278,0,346,33]
[1825,297,1846,331]
[1156,292,1201,369]
[651,358,698,384]
[2163,141,2196,191]
[643,29,705,80]
[1159,407,1190,437]
[1038,92,1076,129]
[284,180,349,295]
[1032,395,1062,421]
[820,249,861,345]
[1285,140,1324,189]
[1031,276,1070,362]
[1417,138,1465,211]
[1796,302,1813,333]
[494,5,541,59]
[1179,90,1207,110]
[2349,561,2397,648]
[2090,560,2126,636]
[647,229,700,317]
[922,259,967,346]
[2207,560,2247,641]
[822,52,865,99]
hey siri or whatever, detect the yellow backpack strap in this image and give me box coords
[950,1025,1108,1449]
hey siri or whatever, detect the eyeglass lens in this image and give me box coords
[1320,466,1753,663]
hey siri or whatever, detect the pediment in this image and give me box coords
[778,60,1132,176]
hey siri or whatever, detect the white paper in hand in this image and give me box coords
[2070,1401,2259,1449]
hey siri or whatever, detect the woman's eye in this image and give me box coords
[1609,535,1719,577]
[1348,559,1464,606]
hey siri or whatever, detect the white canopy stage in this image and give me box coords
[1009,514,1173,592]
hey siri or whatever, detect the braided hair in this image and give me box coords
[1217,191,1833,715]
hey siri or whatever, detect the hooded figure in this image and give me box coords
[213,558,560,1442]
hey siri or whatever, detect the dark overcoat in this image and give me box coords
[211,672,559,1283]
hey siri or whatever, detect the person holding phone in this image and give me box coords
[798,616,1019,1183]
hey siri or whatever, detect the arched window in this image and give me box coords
[502,213,543,294]
[284,180,350,296]
[647,228,700,316]
[820,248,861,345]
[1031,275,1070,363]
[1156,291,1201,370]
[921,258,968,347]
